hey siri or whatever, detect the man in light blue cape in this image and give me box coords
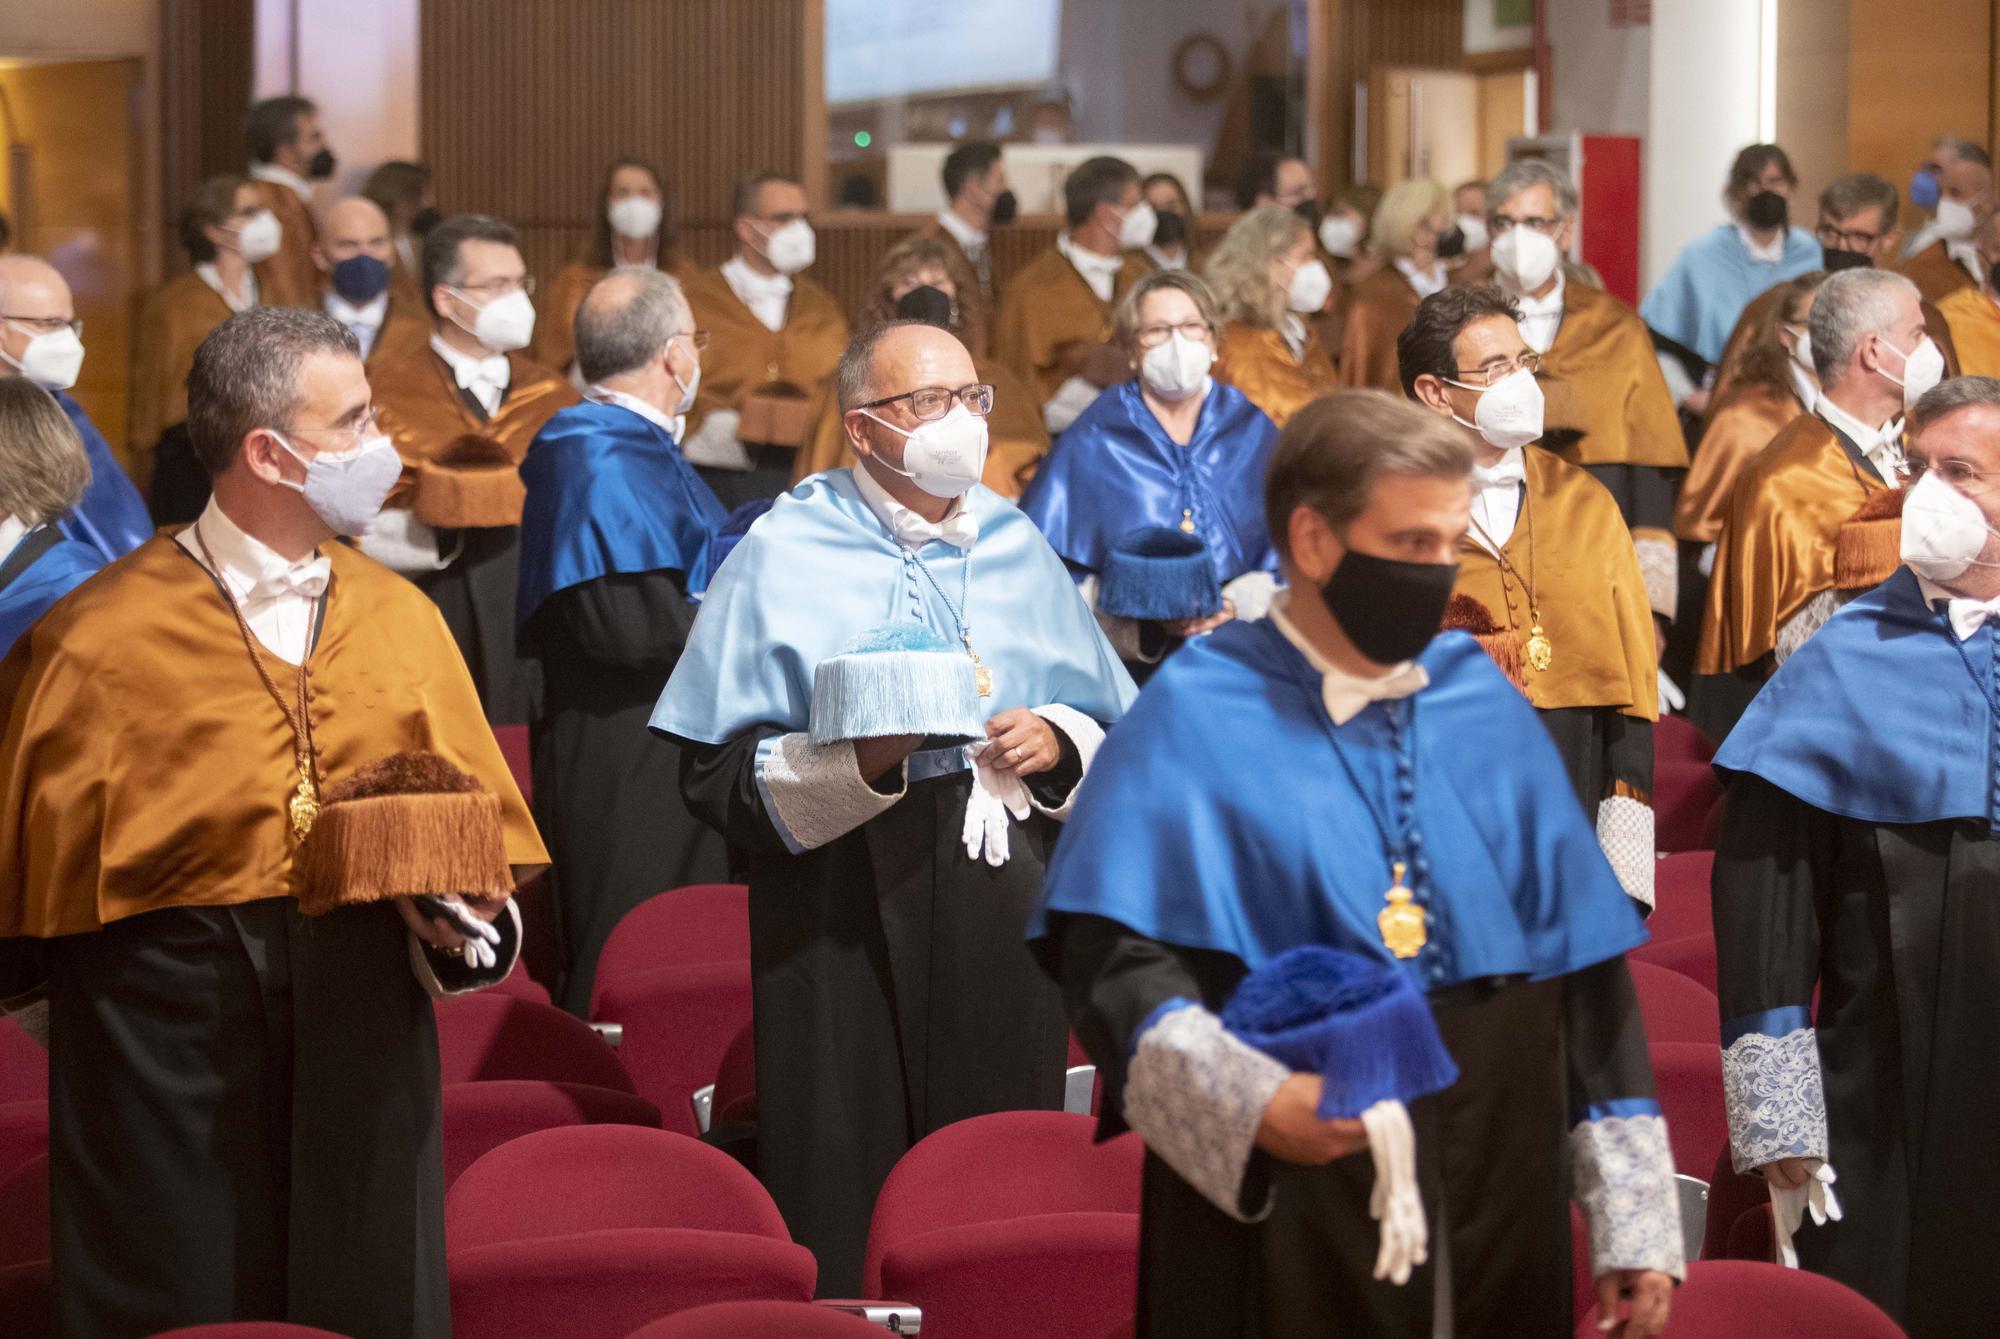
[652,320,1135,1294]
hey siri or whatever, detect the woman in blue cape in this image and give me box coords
[514,269,728,1012]
[0,381,105,659]
[1019,270,1279,681]
[1029,392,1681,1338]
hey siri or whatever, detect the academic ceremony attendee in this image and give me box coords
[1900,135,1984,259]
[1487,159,1687,625]
[915,140,1014,348]
[1233,149,1318,215]
[1709,376,2000,1339]
[1934,205,2000,375]
[362,157,437,305]
[680,172,848,505]
[652,320,1135,1293]
[1696,268,1935,725]
[370,213,579,724]
[315,196,429,368]
[1676,271,1824,549]
[0,306,546,1338]
[0,254,151,560]
[1400,287,1659,908]
[0,380,103,656]
[1206,205,1338,427]
[133,175,272,524]
[516,268,728,1013]
[1019,269,1280,678]
[1312,182,1383,368]
[1029,389,1679,1339]
[994,154,1154,433]
[243,95,337,308]
[1140,171,1196,271]
[1898,144,1991,305]
[1337,178,1451,391]
[792,234,1047,497]
[534,157,692,374]
[1640,143,1819,376]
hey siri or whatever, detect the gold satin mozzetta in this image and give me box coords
[532,255,699,372]
[993,246,1150,408]
[1536,283,1688,470]
[370,349,579,519]
[250,180,323,309]
[127,272,236,466]
[1674,385,1806,544]
[1335,267,1422,392]
[1901,240,1979,307]
[0,535,548,939]
[1936,286,2000,378]
[682,264,850,443]
[1213,320,1336,427]
[1697,415,1888,675]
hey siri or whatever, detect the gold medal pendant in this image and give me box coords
[289,752,320,838]
[1179,508,1196,534]
[1524,623,1554,673]
[966,639,994,698]
[1377,861,1428,959]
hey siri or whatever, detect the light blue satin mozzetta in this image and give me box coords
[1018,379,1279,588]
[515,399,726,628]
[1638,224,1820,365]
[651,469,1137,744]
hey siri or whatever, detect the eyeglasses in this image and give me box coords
[455,275,536,300]
[670,329,711,352]
[1132,320,1213,349]
[0,314,82,338]
[278,406,381,454]
[855,383,995,421]
[1909,456,2000,497]
[1488,214,1563,236]
[1816,224,1883,249]
[1450,351,1541,386]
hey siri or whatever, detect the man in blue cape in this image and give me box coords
[517,268,728,1013]
[0,256,153,561]
[0,378,104,658]
[653,320,1135,1293]
[1029,390,1681,1337]
[1711,376,2000,1337]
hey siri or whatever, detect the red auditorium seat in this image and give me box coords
[0,1153,48,1268]
[591,885,750,1009]
[492,723,532,805]
[443,1080,661,1185]
[592,961,752,1137]
[1702,1146,1775,1264]
[708,1020,757,1128]
[1629,960,1721,1045]
[625,1300,888,1338]
[1649,1042,1728,1179]
[1654,760,1722,852]
[487,963,554,1005]
[152,1326,353,1337]
[1574,1259,1902,1336]
[1655,714,1718,765]
[446,1126,814,1339]
[0,1018,45,1104]
[1630,931,1719,995]
[1647,851,1716,945]
[433,993,634,1093]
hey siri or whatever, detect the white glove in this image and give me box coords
[428,895,503,972]
[1770,1160,1842,1268]
[1361,1099,1428,1286]
[1657,668,1687,713]
[962,741,1032,866]
[680,408,751,470]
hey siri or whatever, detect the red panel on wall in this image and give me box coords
[1579,134,1642,308]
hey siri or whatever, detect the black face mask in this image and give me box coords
[1151,209,1188,249]
[1435,224,1467,259]
[989,189,1018,226]
[1293,198,1323,231]
[1821,245,1873,273]
[409,205,443,237]
[307,148,338,181]
[894,284,955,329]
[1320,549,1460,665]
[1745,190,1789,231]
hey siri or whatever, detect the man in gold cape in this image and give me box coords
[0,307,547,1338]
[1935,206,2000,377]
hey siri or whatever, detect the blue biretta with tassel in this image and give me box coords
[809,623,988,745]
[1098,526,1223,622]
[1220,945,1460,1120]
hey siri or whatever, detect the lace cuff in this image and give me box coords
[1221,570,1280,623]
[1570,1109,1686,1279]
[1123,1001,1288,1223]
[1596,793,1656,910]
[1723,1024,1828,1172]
[1026,704,1104,821]
[1775,590,1840,666]
[754,733,907,854]
[1634,529,1678,621]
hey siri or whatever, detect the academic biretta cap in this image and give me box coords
[808,622,986,745]
[297,752,513,916]
[1098,526,1223,622]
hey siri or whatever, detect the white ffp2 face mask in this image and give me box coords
[1286,258,1335,313]
[1115,201,1159,252]
[233,209,284,264]
[1454,213,1490,254]
[1445,366,1545,452]
[1140,332,1214,402]
[1934,197,1978,241]
[608,196,664,242]
[1880,334,1946,410]
[274,431,404,536]
[1491,225,1560,293]
[756,219,816,274]
[1318,213,1362,259]
[452,287,536,353]
[862,403,990,499]
[1900,468,2000,581]
[2,323,85,392]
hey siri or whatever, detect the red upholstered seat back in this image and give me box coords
[1701,1144,1774,1263]
[1629,960,1722,1045]
[434,993,634,1093]
[592,884,750,1009]
[591,960,752,1137]
[0,1153,48,1268]
[1655,714,1718,765]
[1630,931,1718,995]
[876,1213,1140,1339]
[1649,1042,1728,1178]
[445,1124,792,1250]
[1655,761,1723,852]
[626,1300,889,1338]
[441,1080,661,1186]
[0,1019,46,1105]
[1574,1259,1903,1337]
[1648,851,1716,945]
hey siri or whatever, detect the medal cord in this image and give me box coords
[193,526,321,791]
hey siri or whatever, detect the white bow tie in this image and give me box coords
[454,354,510,394]
[1320,662,1430,727]
[894,508,980,552]
[1471,455,1527,493]
[1945,594,2000,641]
[247,555,331,604]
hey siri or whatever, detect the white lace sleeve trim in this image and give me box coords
[1570,1112,1686,1279]
[1723,1026,1828,1172]
[1775,590,1840,665]
[754,732,907,854]
[1634,531,1679,621]
[1123,1002,1289,1224]
[1220,570,1280,623]
[1027,703,1104,821]
[1596,793,1656,909]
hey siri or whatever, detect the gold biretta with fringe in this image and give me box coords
[0,536,548,939]
[370,348,579,523]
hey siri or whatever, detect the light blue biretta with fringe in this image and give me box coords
[1220,944,1460,1120]
[1098,526,1223,622]
[808,622,986,744]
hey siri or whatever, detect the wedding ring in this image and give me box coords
[1011,746,1023,763]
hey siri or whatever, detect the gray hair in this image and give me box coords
[1486,158,1577,219]
[186,307,360,476]
[0,378,90,523]
[1808,267,1918,387]
[573,269,693,384]
[1911,375,2000,435]
[835,319,930,412]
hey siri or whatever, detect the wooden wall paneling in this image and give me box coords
[1311,0,1467,192]
[1845,0,1990,234]
[158,0,253,277]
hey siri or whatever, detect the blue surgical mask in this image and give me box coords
[273,429,404,536]
[330,254,392,305]
[1911,167,1942,213]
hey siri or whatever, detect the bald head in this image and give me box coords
[317,197,394,272]
[0,256,79,383]
[574,268,693,386]
[836,321,975,414]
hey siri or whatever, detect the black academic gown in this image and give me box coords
[1714,776,2000,1338]
[1051,915,1656,1338]
[676,736,1080,1296]
[1540,705,1654,823]
[521,571,728,1013]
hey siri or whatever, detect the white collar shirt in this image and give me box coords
[721,254,793,334]
[851,457,978,552]
[1057,232,1123,303]
[430,333,511,416]
[176,495,330,664]
[324,291,391,360]
[1267,589,1429,726]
